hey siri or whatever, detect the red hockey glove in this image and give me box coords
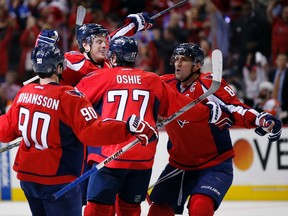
[35,29,59,47]
[127,114,158,146]
[206,101,234,130]
[255,112,282,142]
[124,12,154,32]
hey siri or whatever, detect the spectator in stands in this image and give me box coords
[19,15,40,82]
[0,71,21,101]
[0,6,15,82]
[254,81,280,117]
[242,53,267,107]
[205,0,230,59]
[267,0,288,65]
[200,38,212,73]
[0,86,7,114]
[185,5,209,45]
[271,53,288,124]
[154,27,180,75]
[230,0,271,76]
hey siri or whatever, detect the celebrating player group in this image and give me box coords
[0,4,282,216]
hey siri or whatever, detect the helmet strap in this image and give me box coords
[109,53,118,67]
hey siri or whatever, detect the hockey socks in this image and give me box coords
[84,201,115,216]
[116,195,141,216]
[188,194,214,216]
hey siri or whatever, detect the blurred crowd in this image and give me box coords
[0,0,287,125]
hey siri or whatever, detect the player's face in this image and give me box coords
[90,36,107,63]
[174,55,194,81]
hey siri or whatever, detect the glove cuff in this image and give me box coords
[127,14,145,31]
[255,112,269,127]
[127,114,140,134]
[207,102,223,124]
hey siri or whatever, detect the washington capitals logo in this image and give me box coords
[65,89,84,97]
[177,119,189,128]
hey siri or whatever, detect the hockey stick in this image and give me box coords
[22,75,40,86]
[53,49,223,200]
[151,0,189,19]
[22,6,86,86]
[75,5,86,37]
[0,137,22,153]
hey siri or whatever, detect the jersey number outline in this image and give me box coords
[19,107,50,150]
[107,89,150,120]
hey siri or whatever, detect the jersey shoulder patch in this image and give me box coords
[65,89,85,98]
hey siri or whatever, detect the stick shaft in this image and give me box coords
[22,75,40,85]
[151,0,189,19]
[0,137,22,153]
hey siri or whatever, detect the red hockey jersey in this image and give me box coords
[161,73,260,170]
[0,83,133,185]
[76,67,211,169]
[61,20,140,86]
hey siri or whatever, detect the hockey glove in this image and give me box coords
[127,114,158,146]
[207,101,234,130]
[35,29,59,47]
[255,112,282,142]
[125,12,154,32]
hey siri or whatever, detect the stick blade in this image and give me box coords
[76,6,86,26]
[211,49,223,83]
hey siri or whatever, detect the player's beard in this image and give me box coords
[258,92,267,100]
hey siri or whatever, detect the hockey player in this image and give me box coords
[147,43,283,216]
[76,36,234,216]
[32,13,155,205]
[35,12,154,86]
[0,44,157,216]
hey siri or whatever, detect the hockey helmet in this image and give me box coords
[77,23,108,52]
[107,36,138,65]
[31,44,65,74]
[170,43,204,66]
